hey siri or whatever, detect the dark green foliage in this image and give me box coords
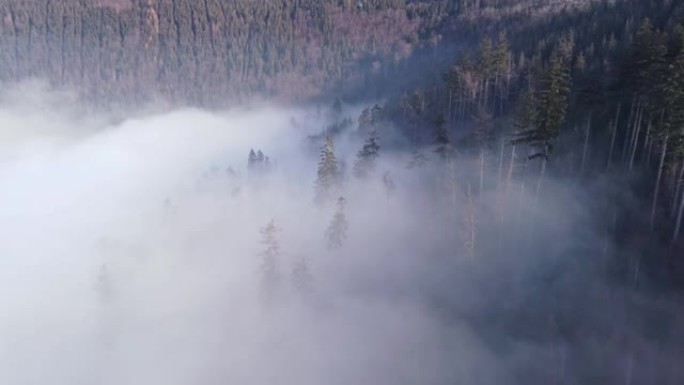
[512,54,571,160]
[353,131,381,179]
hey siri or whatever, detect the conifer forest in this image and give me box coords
[1,1,684,384]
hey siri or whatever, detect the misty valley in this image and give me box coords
[1,1,684,385]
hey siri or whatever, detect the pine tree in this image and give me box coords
[315,136,341,205]
[325,197,348,250]
[370,104,383,125]
[513,54,570,161]
[258,220,281,302]
[358,107,373,132]
[353,131,380,179]
[248,149,258,171]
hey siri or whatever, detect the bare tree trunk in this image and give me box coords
[498,136,505,188]
[622,100,636,163]
[537,157,547,199]
[580,115,591,176]
[447,90,453,121]
[464,182,476,259]
[624,354,634,385]
[675,181,684,243]
[628,107,644,171]
[651,135,668,231]
[671,160,684,218]
[641,119,652,165]
[503,144,517,223]
[479,149,485,193]
[607,104,621,170]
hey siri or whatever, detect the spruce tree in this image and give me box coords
[315,136,341,205]
[370,104,383,125]
[258,220,281,302]
[512,54,570,161]
[248,149,258,171]
[353,131,380,179]
[325,197,348,250]
[358,107,372,132]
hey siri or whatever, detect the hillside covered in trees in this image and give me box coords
[0,0,619,106]
[4,0,684,384]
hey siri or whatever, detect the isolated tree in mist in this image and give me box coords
[358,107,373,132]
[326,197,348,250]
[248,149,258,170]
[353,131,380,179]
[315,136,341,204]
[248,149,271,174]
[291,255,314,297]
[370,104,383,125]
[258,220,281,301]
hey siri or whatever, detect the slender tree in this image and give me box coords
[513,54,571,195]
[353,131,380,179]
[258,220,281,302]
[325,197,348,250]
[315,136,341,205]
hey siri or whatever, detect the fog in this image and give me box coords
[0,83,682,385]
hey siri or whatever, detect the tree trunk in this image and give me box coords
[641,118,652,165]
[580,115,591,176]
[628,107,644,171]
[479,149,485,194]
[607,104,621,170]
[671,160,684,218]
[651,135,668,231]
[537,157,547,199]
[503,144,517,223]
[498,136,505,188]
[622,100,636,163]
[447,90,453,121]
[674,182,684,243]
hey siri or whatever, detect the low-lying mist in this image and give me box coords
[0,83,682,385]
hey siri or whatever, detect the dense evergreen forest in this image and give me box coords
[4,0,684,384]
